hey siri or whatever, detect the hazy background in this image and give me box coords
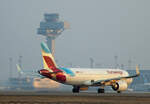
[0,0,150,80]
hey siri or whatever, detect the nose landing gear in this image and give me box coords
[97,88,105,93]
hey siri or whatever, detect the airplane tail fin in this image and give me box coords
[16,64,24,74]
[41,42,58,72]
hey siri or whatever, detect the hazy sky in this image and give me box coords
[0,0,150,79]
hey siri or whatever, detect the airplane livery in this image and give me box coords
[38,42,140,93]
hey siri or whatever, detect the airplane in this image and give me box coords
[16,64,41,77]
[38,42,140,93]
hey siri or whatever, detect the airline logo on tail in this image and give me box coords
[41,42,61,72]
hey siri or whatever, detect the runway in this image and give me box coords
[1,91,150,104]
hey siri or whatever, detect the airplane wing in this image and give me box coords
[92,65,140,86]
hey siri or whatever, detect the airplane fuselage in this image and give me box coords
[40,68,133,86]
[64,68,132,86]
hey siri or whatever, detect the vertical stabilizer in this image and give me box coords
[41,42,58,72]
[16,64,23,74]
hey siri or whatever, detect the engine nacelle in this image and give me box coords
[112,80,128,91]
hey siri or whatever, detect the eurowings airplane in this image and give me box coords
[38,42,140,93]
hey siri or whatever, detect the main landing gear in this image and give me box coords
[97,88,105,93]
[72,86,120,93]
[117,91,121,93]
[72,86,80,93]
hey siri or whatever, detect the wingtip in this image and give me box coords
[136,65,140,76]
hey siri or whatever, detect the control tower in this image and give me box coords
[37,13,69,56]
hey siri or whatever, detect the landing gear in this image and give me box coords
[97,88,105,93]
[72,86,80,93]
[117,91,121,93]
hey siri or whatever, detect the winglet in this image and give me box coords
[136,65,140,76]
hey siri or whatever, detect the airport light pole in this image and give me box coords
[90,57,94,68]
[18,55,22,78]
[9,57,13,78]
[114,55,118,69]
[128,59,132,70]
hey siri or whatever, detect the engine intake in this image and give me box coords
[112,80,128,91]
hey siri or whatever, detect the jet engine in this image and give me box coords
[112,80,128,91]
